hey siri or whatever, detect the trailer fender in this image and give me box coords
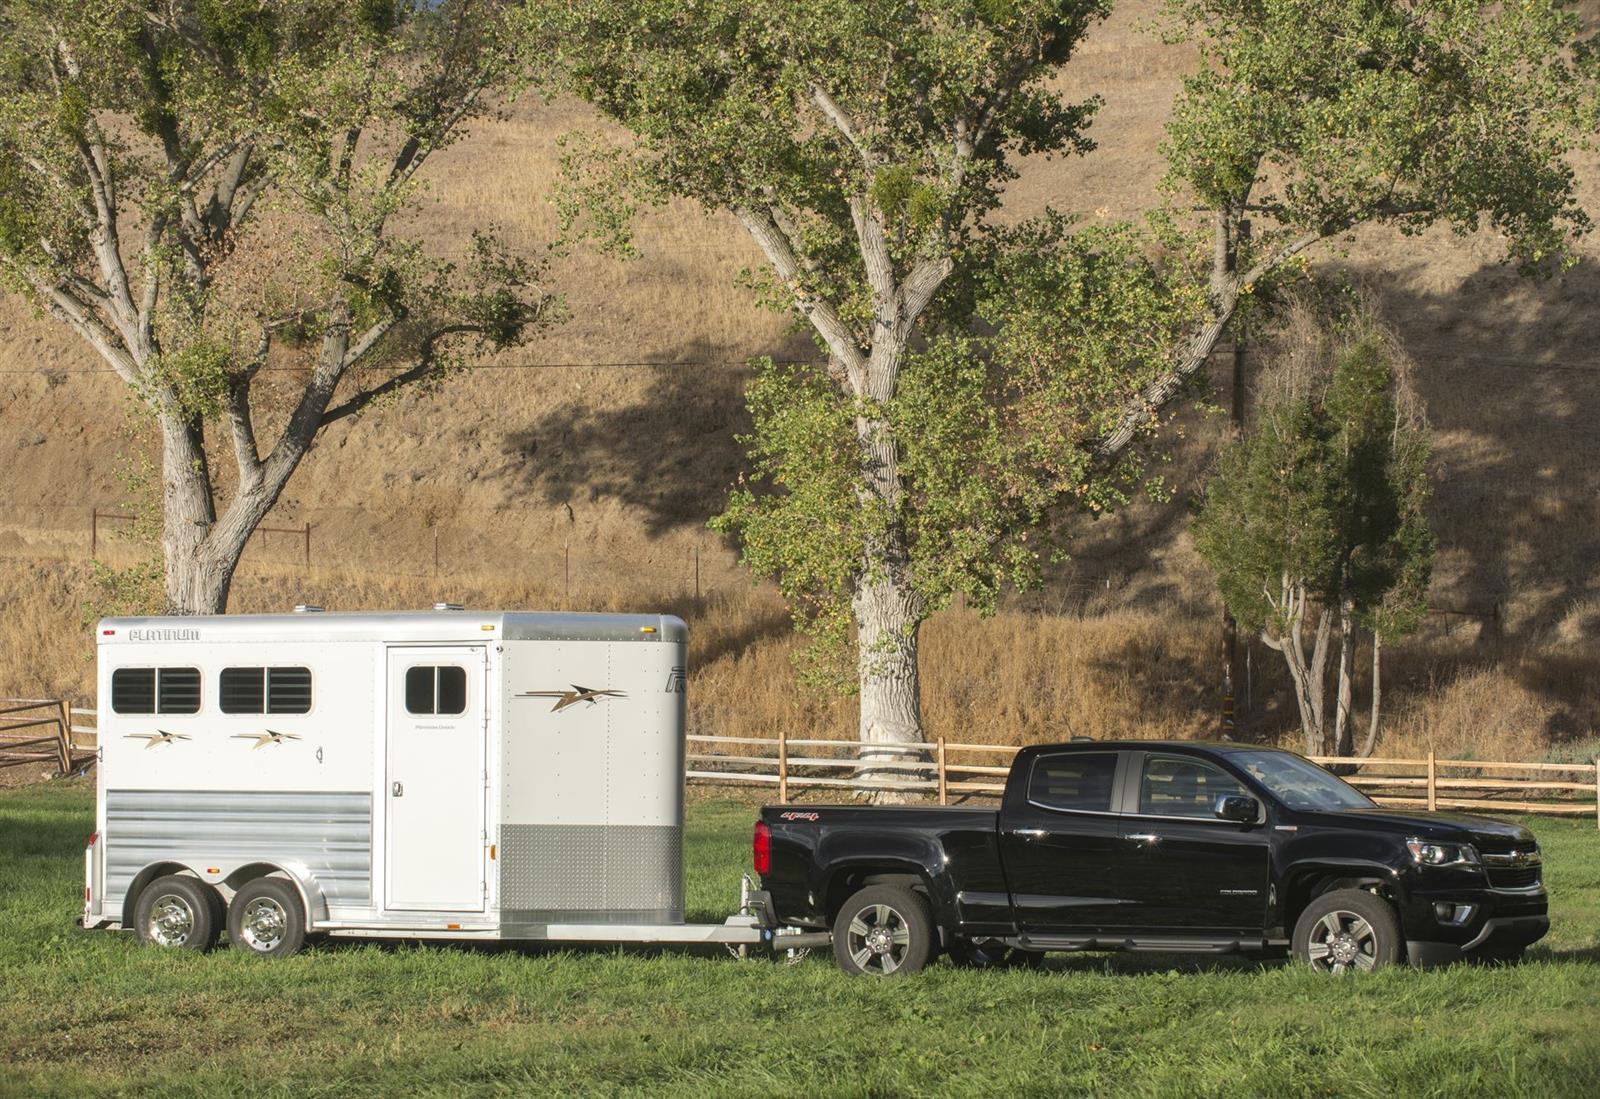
[222,862,330,927]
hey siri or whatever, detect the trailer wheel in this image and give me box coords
[134,875,217,952]
[831,885,934,977]
[228,878,307,959]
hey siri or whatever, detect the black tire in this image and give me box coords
[948,937,1045,970]
[228,877,307,958]
[831,885,935,977]
[1292,888,1401,973]
[133,874,217,952]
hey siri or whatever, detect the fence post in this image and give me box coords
[303,523,312,568]
[777,728,789,804]
[55,703,71,774]
[937,737,948,806]
[1594,757,1598,832]
[1427,750,1437,812]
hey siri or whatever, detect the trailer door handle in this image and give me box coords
[392,781,403,798]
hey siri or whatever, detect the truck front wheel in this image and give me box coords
[1292,888,1401,973]
[832,885,934,977]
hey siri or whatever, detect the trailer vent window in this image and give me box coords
[220,667,313,715]
[1027,752,1118,814]
[111,667,201,715]
[405,666,467,716]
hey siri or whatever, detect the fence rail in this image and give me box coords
[0,699,95,774]
[687,733,1600,827]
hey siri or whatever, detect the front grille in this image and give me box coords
[1487,866,1541,890]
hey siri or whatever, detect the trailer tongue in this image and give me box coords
[80,609,817,959]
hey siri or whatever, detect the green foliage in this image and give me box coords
[1193,312,1434,645]
[1163,0,1591,270]
[717,220,1204,649]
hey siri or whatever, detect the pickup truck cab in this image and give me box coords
[753,741,1548,976]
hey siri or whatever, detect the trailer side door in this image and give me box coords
[385,646,487,912]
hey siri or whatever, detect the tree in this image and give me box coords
[0,1,555,613]
[1193,301,1432,757]
[527,0,1119,771]
[1096,0,1591,466]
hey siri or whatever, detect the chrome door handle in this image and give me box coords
[1126,833,1161,845]
[1013,828,1048,840]
[392,781,404,798]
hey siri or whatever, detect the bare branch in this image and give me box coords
[810,85,876,169]
[319,323,479,426]
[736,205,862,384]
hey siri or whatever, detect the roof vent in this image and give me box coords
[293,604,325,614]
[433,602,465,612]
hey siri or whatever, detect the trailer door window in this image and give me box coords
[405,665,467,716]
[111,667,201,715]
[220,667,313,714]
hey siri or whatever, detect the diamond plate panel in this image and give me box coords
[500,823,682,920]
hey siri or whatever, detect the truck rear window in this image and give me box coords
[1027,752,1118,813]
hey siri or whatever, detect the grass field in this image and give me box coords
[2,782,1599,1097]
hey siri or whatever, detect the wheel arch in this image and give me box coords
[1281,862,1398,932]
[222,861,328,927]
[120,861,195,928]
[821,859,955,938]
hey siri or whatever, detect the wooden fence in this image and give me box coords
[0,699,96,774]
[686,733,1600,827]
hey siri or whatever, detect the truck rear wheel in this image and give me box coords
[228,877,307,958]
[1292,888,1401,973]
[134,874,218,952]
[831,885,934,977]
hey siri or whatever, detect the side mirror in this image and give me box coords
[1214,794,1260,823]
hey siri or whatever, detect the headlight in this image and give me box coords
[1406,838,1481,867]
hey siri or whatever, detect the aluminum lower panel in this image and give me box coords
[499,823,682,923]
[104,789,372,912]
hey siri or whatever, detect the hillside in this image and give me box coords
[1,1,1598,759]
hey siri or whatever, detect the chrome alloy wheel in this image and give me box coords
[238,896,288,953]
[1305,910,1377,973]
[845,902,914,975]
[145,892,197,947]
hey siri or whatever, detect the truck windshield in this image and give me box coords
[1229,751,1376,811]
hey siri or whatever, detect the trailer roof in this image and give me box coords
[96,611,687,645]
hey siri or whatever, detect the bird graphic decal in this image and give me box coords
[231,730,303,750]
[125,730,190,749]
[516,686,626,713]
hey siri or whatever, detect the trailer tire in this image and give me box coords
[831,885,934,977]
[134,875,217,952]
[228,877,307,959]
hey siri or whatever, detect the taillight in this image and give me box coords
[85,832,98,848]
[753,820,770,876]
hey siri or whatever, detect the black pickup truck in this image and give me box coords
[752,741,1548,976]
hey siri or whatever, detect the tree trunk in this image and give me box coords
[1358,631,1383,758]
[158,411,228,614]
[851,398,928,803]
[1332,596,1355,757]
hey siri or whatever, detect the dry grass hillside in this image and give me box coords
[1,1,1598,763]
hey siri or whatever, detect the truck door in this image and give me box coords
[1114,751,1270,932]
[385,647,487,912]
[997,750,1136,933]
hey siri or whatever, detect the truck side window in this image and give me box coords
[1138,755,1247,818]
[1027,752,1118,813]
[111,667,200,715]
[405,666,467,716]
[221,667,313,715]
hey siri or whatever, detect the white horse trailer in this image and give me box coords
[80,608,784,957]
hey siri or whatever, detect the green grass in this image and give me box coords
[2,783,1599,1097]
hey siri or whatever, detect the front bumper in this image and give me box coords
[1407,914,1549,967]
[1401,878,1549,967]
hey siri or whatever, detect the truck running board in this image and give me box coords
[1012,934,1287,954]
